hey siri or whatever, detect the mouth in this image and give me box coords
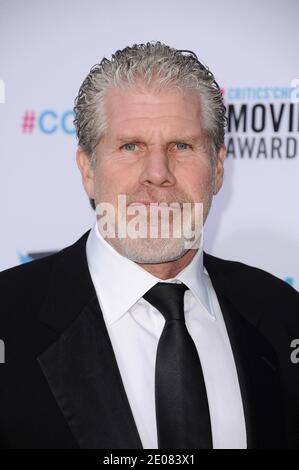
[128,197,187,204]
[128,201,184,209]
[128,201,154,206]
[127,203,186,219]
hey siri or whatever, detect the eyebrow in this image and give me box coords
[115,134,202,145]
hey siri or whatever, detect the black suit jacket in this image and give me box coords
[0,230,299,449]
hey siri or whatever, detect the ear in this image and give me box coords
[213,144,226,195]
[76,148,95,199]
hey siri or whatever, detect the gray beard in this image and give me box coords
[105,235,197,264]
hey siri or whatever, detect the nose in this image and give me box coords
[138,148,176,188]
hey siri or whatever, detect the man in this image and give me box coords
[0,41,299,449]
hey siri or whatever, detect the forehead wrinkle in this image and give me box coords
[106,94,202,123]
[109,116,202,139]
[112,114,200,126]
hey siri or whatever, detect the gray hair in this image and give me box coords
[73,41,227,209]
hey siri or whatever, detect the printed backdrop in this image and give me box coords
[0,0,298,290]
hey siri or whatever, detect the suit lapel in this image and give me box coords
[204,252,286,449]
[37,231,143,449]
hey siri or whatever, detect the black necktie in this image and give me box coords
[143,282,212,449]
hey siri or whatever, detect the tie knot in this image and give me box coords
[143,282,188,322]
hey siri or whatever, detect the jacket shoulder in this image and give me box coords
[0,252,63,339]
[204,251,299,307]
[205,251,298,294]
[0,251,60,291]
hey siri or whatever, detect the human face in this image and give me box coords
[77,84,225,264]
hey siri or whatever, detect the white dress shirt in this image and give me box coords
[86,221,247,449]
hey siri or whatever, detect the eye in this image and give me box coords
[175,143,190,150]
[122,143,137,151]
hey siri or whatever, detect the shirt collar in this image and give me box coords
[86,220,214,325]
